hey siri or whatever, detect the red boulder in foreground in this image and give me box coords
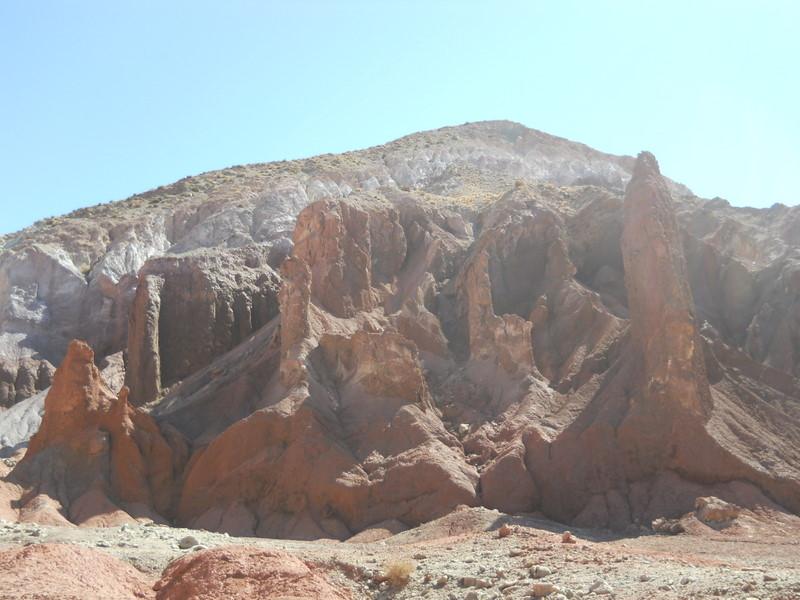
[0,543,153,600]
[153,546,350,600]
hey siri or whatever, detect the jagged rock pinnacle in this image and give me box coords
[621,151,712,417]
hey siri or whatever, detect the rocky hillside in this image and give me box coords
[0,120,647,408]
[1,121,799,539]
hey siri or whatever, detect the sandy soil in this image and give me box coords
[0,506,798,599]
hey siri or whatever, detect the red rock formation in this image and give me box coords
[460,249,535,375]
[292,199,379,317]
[171,199,477,538]
[278,255,312,387]
[5,125,800,539]
[126,274,164,406]
[0,543,154,600]
[621,151,712,419]
[12,340,184,525]
[154,546,351,600]
[521,152,800,526]
[7,161,799,536]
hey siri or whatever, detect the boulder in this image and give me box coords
[0,543,153,600]
[154,546,351,599]
[695,496,740,524]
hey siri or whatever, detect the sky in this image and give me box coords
[1,1,798,234]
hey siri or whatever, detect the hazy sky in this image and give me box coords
[1,1,798,234]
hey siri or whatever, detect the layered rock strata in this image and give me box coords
[1,124,799,537]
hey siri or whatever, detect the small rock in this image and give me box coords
[638,574,652,582]
[464,592,479,600]
[695,496,740,524]
[531,582,560,597]
[436,576,449,587]
[530,565,552,579]
[460,576,491,588]
[680,576,694,585]
[178,535,199,549]
[413,553,427,560]
[763,574,777,582]
[561,531,576,544]
[458,423,470,437]
[95,540,111,548]
[501,585,521,596]
[651,517,685,535]
[498,524,512,538]
[589,579,613,595]
[191,544,208,552]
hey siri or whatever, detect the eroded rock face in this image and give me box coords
[125,247,280,405]
[3,125,800,536]
[175,199,477,539]
[459,248,534,375]
[0,357,54,408]
[10,340,185,525]
[149,175,800,533]
[621,152,712,419]
[292,200,378,318]
[520,153,800,525]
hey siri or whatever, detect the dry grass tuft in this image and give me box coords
[382,558,416,588]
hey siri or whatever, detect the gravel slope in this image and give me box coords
[1,506,798,599]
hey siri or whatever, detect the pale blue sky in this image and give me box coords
[1,1,798,234]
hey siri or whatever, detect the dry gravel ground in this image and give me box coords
[0,506,798,599]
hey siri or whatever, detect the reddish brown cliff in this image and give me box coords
[11,340,185,525]
[3,146,799,537]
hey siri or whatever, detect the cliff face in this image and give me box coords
[1,122,799,536]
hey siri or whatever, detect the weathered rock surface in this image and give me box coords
[9,340,185,525]
[695,495,740,524]
[126,247,280,405]
[0,543,153,599]
[153,546,351,600]
[622,152,712,418]
[518,153,800,526]
[0,389,45,458]
[174,198,478,539]
[1,122,800,537]
[0,121,654,407]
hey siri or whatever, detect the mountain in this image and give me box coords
[1,121,799,540]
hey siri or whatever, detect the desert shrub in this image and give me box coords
[382,558,415,588]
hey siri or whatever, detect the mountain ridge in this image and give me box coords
[0,120,680,248]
